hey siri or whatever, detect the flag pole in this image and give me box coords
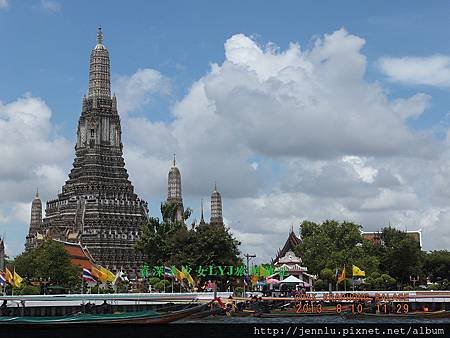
[11,266,14,296]
[81,270,85,313]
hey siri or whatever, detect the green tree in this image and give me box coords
[14,285,40,295]
[186,223,242,268]
[313,279,327,291]
[295,220,378,276]
[424,250,450,283]
[364,272,396,290]
[13,240,80,292]
[14,250,38,279]
[136,211,242,288]
[379,227,423,285]
[320,268,334,282]
[148,277,161,286]
[135,216,185,266]
[160,202,192,223]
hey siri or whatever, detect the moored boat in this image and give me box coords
[0,301,211,326]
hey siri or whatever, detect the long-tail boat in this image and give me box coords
[0,301,210,326]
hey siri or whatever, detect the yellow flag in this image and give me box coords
[99,266,116,283]
[181,267,194,286]
[5,268,13,285]
[259,265,267,277]
[337,266,346,284]
[92,267,108,283]
[251,275,259,285]
[186,273,194,286]
[352,265,365,277]
[173,267,184,282]
[13,269,23,288]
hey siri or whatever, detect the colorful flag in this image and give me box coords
[251,275,259,285]
[5,268,13,285]
[82,268,97,283]
[164,266,174,278]
[186,274,194,285]
[0,272,6,286]
[352,265,366,277]
[13,269,23,288]
[337,266,346,284]
[171,267,185,282]
[181,266,195,286]
[99,266,116,283]
[92,266,108,283]
[259,265,267,277]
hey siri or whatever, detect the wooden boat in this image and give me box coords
[227,309,256,317]
[0,302,210,326]
[187,306,223,319]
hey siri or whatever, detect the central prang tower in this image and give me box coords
[42,29,148,276]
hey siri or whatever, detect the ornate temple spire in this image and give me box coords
[41,28,148,275]
[210,183,223,225]
[167,155,184,221]
[168,155,182,202]
[0,237,4,271]
[26,190,43,250]
[199,198,206,225]
[31,190,42,227]
[88,27,111,98]
[97,27,103,44]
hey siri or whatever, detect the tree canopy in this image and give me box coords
[295,220,379,276]
[378,227,424,285]
[294,221,446,290]
[136,209,242,272]
[424,250,450,283]
[12,240,80,291]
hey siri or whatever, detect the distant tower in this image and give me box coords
[210,183,224,225]
[167,155,184,222]
[26,189,42,250]
[0,237,5,271]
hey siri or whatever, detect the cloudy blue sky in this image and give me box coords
[1,1,450,261]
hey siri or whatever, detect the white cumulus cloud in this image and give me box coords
[0,94,72,253]
[117,30,448,260]
[114,68,170,114]
[380,55,450,87]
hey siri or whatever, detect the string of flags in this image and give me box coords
[82,265,126,285]
[337,265,366,284]
[0,267,23,288]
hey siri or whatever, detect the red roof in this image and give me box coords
[53,240,96,270]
